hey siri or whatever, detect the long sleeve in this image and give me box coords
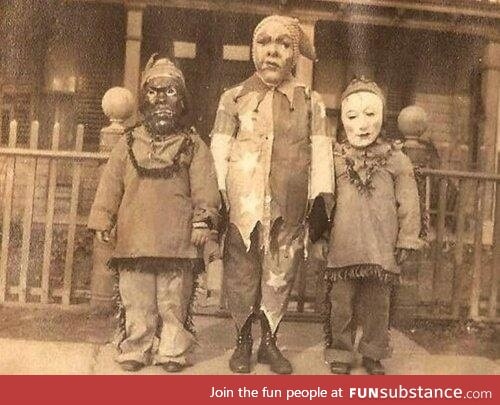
[309,90,335,212]
[189,134,221,228]
[394,151,423,249]
[210,90,238,191]
[87,136,127,231]
[307,91,335,237]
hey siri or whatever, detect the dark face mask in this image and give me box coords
[140,76,185,137]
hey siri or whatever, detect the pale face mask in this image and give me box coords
[253,22,295,86]
[341,91,384,148]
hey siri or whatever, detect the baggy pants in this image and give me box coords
[117,267,195,365]
[223,222,303,334]
[324,277,393,363]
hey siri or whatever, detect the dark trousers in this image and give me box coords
[324,277,392,363]
[223,223,303,334]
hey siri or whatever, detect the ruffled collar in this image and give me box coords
[336,139,398,194]
[127,125,195,178]
[336,138,395,158]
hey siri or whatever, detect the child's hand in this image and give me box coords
[310,239,328,262]
[191,228,211,246]
[96,230,111,244]
[395,248,411,265]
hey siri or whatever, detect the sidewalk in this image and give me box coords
[0,315,498,375]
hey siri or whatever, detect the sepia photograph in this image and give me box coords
[0,0,498,377]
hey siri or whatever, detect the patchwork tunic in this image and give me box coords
[324,140,422,362]
[88,125,220,365]
[210,74,334,332]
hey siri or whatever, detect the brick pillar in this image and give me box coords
[90,87,134,310]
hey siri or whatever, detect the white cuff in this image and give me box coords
[309,135,334,199]
[210,133,233,191]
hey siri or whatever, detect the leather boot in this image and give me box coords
[229,320,253,374]
[257,316,293,374]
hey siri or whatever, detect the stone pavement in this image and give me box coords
[0,316,498,375]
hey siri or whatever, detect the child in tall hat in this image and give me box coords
[210,15,334,374]
[324,78,423,375]
[88,54,220,372]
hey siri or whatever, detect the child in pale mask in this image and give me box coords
[324,78,423,375]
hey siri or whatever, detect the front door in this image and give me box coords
[142,8,259,141]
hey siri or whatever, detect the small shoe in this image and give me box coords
[362,357,385,375]
[329,361,351,375]
[119,360,144,372]
[162,361,185,373]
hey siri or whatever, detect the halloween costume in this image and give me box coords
[88,55,219,371]
[324,78,422,375]
[210,15,334,374]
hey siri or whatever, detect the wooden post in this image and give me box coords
[90,87,134,310]
[489,154,500,319]
[469,180,486,320]
[479,42,500,242]
[18,121,39,303]
[123,3,145,104]
[62,125,84,306]
[451,179,469,318]
[432,177,448,308]
[0,121,18,302]
[41,123,60,303]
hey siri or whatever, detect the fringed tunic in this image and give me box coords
[325,139,423,284]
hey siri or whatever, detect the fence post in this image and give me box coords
[432,177,448,311]
[451,179,469,318]
[90,87,134,310]
[62,125,84,306]
[18,121,39,303]
[469,180,486,320]
[489,153,500,319]
[41,123,60,303]
[0,121,18,302]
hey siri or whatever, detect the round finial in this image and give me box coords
[101,87,135,122]
[398,105,429,137]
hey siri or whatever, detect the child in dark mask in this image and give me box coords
[88,54,220,373]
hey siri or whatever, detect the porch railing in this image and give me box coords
[282,166,500,323]
[0,120,107,306]
[0,119,498,323]
[417,167,500,322]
